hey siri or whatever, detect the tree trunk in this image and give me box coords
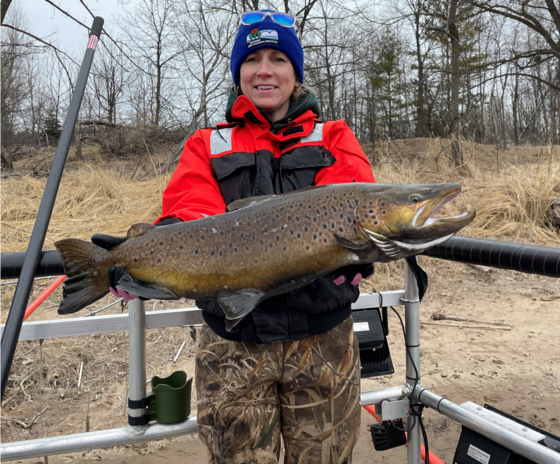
[448,0,463,167]
[75,122,82,160]
[513,71,519,145]
[414,10,426,137]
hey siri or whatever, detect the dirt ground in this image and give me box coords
[1,138,559,463]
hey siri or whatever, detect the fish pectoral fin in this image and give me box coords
[116,273,178,300]
[218,288,266,323]
[126,223,156,239]
[333,233,371,251]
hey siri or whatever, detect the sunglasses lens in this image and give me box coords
[273,13,295,26]
[242,12,265,24]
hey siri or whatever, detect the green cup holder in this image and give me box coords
[146,371,192,424]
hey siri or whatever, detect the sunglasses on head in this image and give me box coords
[239,10,300,35]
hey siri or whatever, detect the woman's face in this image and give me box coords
[239,48,297,122]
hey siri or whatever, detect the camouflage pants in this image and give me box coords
[195,317,361,464]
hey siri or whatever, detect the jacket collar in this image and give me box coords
[224,88,321,140]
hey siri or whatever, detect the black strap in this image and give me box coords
[128,414,150,426]
[128,397,150,409]
[405,256,429,301]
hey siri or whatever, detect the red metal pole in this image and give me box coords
[23,275,67,321]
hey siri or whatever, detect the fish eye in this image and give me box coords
[411,195,420,203]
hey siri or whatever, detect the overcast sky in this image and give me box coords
[11,0,128,57]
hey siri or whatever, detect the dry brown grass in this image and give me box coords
[1,138,559,443]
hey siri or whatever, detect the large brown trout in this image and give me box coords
[55,183,475,328]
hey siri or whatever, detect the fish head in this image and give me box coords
[356,183,476,259]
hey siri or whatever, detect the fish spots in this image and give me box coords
[346,216,353,224]
[323,224,328,230]
[179,245,184,250]
[193,249,199,255]
[283,246,287,251]
[288,215,292,221]
[151,239,155,243]
[312,234,318,241]
[295,216,300,222]
[305,245,311,251]
[211,251,215,256]
[275,235,281,242]
[296,233,302,239]
[304,226,309,233]
[219,251,223,257]
[382,211,387,215]
[157,258,163,264]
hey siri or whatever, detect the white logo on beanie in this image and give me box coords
[246,28,279,48]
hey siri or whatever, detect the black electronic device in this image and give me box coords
[353,308,394,378]
[454,403,560,464]
[370,419,407,451]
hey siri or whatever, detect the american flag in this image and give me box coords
[87,35,98,50]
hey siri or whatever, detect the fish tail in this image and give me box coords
[55,239,109,314]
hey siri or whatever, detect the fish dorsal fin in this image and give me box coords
[217,288,266,327]
[227,186,328,212]
[126,223,155,239]
[227,195,276,212]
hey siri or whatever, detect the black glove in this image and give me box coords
[91,234,126,250]
[92,218,182,251]
[325,263,374,286]
[107,266,139,301]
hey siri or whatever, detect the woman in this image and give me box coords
[158,10,375,464]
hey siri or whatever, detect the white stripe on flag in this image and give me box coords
[87,35,98,50]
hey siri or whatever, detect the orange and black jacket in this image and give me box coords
[157,89,375,344]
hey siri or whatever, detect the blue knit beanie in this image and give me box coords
[230,11,304,86]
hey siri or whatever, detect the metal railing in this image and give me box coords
[2,265,559,463]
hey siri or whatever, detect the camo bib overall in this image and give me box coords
[196,316,361,464]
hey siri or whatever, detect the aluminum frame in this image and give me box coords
[1,283,559,463]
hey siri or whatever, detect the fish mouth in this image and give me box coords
[413,188,475,229]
